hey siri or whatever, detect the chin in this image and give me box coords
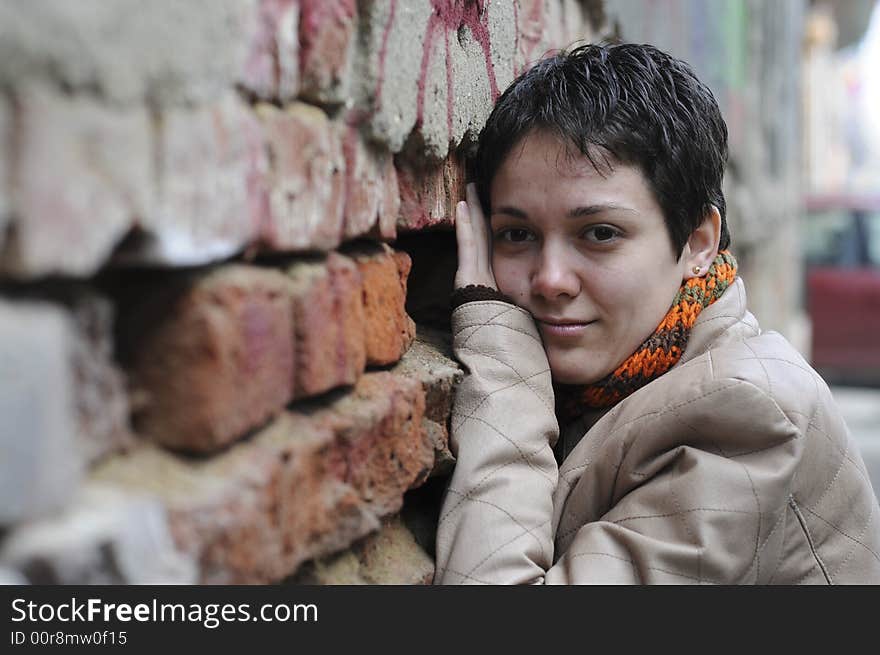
[548,360,607,386]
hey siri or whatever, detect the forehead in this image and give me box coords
[490,130,656,209]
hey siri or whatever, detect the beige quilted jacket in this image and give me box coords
[434,279,880,584]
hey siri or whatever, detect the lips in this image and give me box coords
[535,317,595,338]
[535,316,591,326]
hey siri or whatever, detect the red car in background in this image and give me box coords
[803,195,880,385]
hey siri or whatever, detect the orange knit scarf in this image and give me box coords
[556,250,738,419]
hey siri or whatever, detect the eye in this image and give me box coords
[496,228,536,243]
[583,224,621,243]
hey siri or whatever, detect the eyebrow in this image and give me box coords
[491,203,637,220]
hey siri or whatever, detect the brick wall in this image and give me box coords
[0,0,601,584]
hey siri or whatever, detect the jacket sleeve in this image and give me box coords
[434,300,559,584]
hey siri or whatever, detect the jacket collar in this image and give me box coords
[678,277,758,366]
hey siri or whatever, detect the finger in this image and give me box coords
[465,183,490,271]
[454,200,476,283]
[455,199,473,252]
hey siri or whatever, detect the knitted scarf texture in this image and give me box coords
[556,250,738,420]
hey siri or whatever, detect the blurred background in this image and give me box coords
[800,0,880,493]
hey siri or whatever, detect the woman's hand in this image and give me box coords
[454,183,498,290]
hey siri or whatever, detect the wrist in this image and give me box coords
[450,285,515,309]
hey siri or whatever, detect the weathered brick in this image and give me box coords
[256,102,345,252]
[324,372,431,514]
[299,0,357,105]
[514,0,552,74]
[0,286,132,467]
[0,0,256,106]
[287,549,364,584]
[288,515,434,584]
[128,94,266,267]
[356,0,515,159]
[286,252,366,398]
[0,300,83,525]
[339,124,381,239]
[356,515,434,583]
[240,0,300,101]
[22,285,134,465]
[406,19,449,159]
[2,84,152,278]
[351,244,416,366]
[0,483,196,584]
[392,325,463,477]
[339,124,399,241]
[69,290,134,464]
[120,264,295,453]
[546,0,602,51]
[448,0,515,147]
[357,0,433,153]
[95,416,372,585]
[92,371,430,584]
[396,150,466,231]
[378,151,401,240]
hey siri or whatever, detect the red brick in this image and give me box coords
[377,153,400,241]
[92,370,430,584]
[298,0,357,104]
[92,419,366,584]
[286,252,366,398]
[123,265,295,453]
[256,102,345,252]
[351,245,416,366]
[321,372,431,514]
[396,151,467,231]
[338,124,399,241]
[240,0,300,101]
[339,124,381,240]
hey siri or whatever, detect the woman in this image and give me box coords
[433,44,880,584]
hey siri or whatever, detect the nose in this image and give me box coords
[530,243,581,301]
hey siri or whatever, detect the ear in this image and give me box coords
[682,205,721,278]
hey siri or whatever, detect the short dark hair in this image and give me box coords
[473,43,730,256]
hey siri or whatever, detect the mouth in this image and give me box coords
[535,317,595,337]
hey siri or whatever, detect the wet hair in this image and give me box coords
[473,43,730,256]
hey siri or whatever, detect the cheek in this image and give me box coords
[582,268,637,314]
[588,263,675,323]
[491,255,527,298]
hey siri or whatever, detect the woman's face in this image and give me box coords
[489,130,690,385]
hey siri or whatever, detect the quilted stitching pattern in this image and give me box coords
[434,281,880,584]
